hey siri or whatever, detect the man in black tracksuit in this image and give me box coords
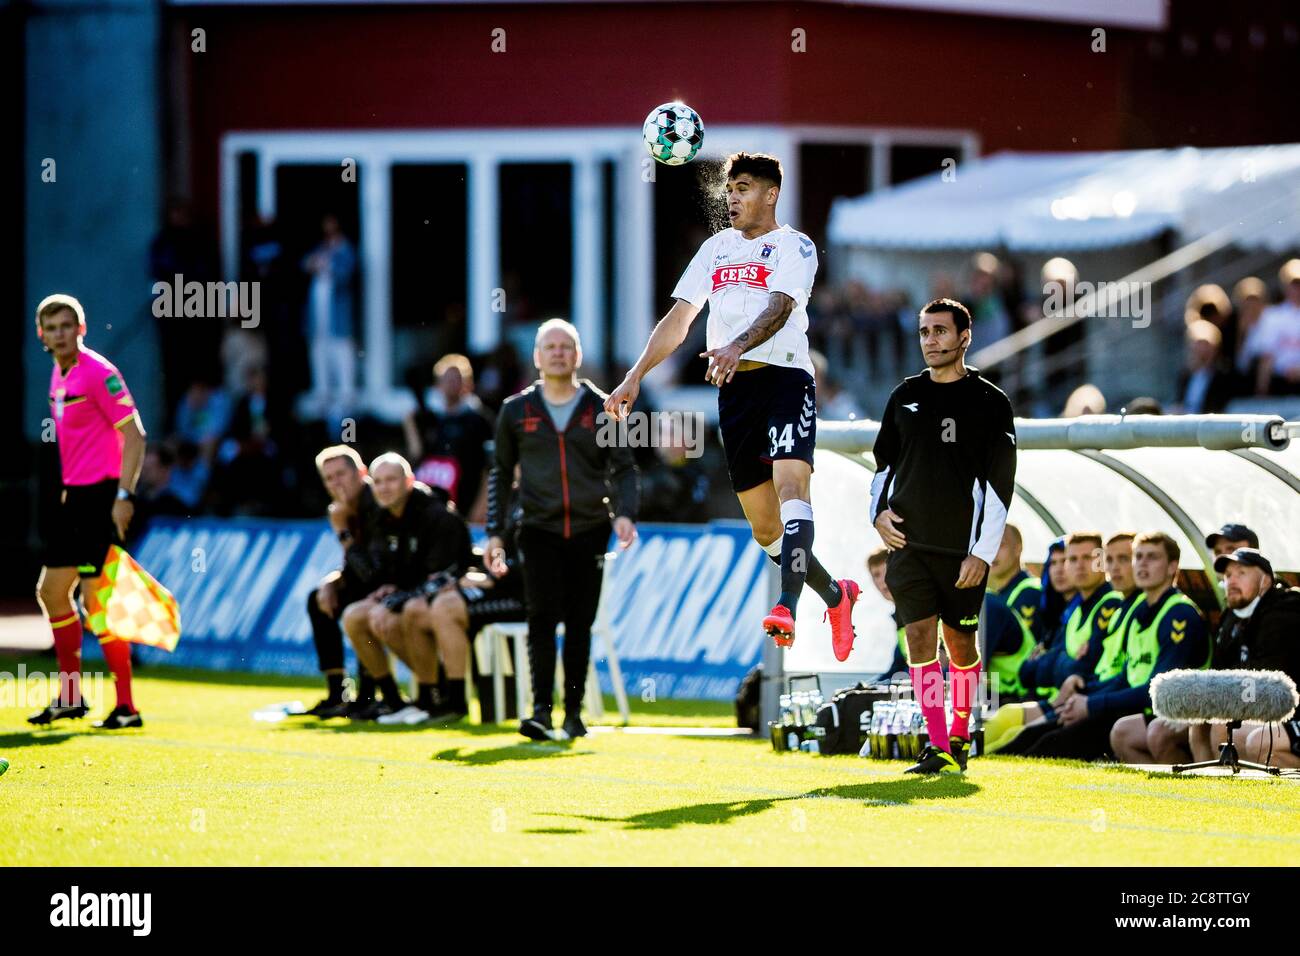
[871,297,1018,774]
[303,445,383,718]
[486,319,639,741]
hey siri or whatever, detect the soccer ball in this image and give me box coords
[643,102,704,166]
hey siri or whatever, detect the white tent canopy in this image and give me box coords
[827,144,1300,252]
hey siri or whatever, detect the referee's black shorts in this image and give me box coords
[42,479,120,576]
[885,546,984,632]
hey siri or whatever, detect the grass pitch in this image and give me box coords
[2,655,1298,866]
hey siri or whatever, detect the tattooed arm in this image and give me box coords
[700,292,796,386]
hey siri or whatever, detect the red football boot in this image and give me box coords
[824,579,862,662]
[763,604,796,647]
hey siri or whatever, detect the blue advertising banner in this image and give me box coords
[128,518,770,700]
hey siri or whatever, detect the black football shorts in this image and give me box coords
[716,364,816,493]
[43,479,120,577]
[885,545,985,632]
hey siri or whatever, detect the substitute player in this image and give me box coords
[605,152,859,653]
[29,294,147,729]
[872,298,1017,773]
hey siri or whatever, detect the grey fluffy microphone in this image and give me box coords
[1151,668,1298,724]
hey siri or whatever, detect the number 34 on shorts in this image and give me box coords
[767,389,816,459]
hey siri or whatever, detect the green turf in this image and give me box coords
[2,655,1298,866]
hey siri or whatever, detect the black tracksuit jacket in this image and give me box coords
[486,380,639,539]
[345,484,474,590]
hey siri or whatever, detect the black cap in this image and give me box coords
[1213,547,1273,578]
[1205,523,1259,550]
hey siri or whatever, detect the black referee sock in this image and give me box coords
[416,682,439,712]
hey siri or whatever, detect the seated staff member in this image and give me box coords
[1017,532,1120,698]
[341,453,473,722]
[302,445,381,718]
[1111,547,1300,766]
[1019,531,1208,760]
[986,532,1127,752]
[400,502,527,722]
[986,523,1042,633]
[982,591,1036,703]
[866,546,908,681]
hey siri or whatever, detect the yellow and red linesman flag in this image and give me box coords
[83,545,182,652]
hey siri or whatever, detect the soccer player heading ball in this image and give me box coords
[606,152,860,655]
[29,294,148,730]
[871,298,1018,773]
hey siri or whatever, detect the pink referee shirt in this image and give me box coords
[49,347,137,487]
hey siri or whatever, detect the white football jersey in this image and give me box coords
[671,224,818,376]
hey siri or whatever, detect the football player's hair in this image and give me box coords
[370,452,414,479]
[315,445,364,474]
[1065,531,1104,551]
[724,152,783,189]
[919,297,972,333]
[433,353,474,383]
[1105,531,1136,548]
[866,546,890,570]
[36,293,86,328]
[1134,530,1180,565]
[535,317,582,352]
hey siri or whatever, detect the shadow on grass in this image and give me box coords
[0,730,82,749]
[551,776,980,831]
[433,742,591,766]
[523,827,586,835]
[276,718,522,738]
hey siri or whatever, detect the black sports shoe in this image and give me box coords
[306,698,351,719]
[348,698,399,722]
[423,703,469,725]
[948,736,970,772]
[903,743,963,775]
[27,701,89,725]
[519,709,554,741]
[93,706,143,730]
[561,715,588,739]
[342,697,377,719]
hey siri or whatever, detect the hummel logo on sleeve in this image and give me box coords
[903,403,919,412]
[1006,431,1016,444]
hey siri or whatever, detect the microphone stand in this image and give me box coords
[1171,720,1281,776]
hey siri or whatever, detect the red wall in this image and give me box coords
[174,2,1297,217]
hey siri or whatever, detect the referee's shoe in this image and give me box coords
[903,741,965,774]
[27,701,90,725]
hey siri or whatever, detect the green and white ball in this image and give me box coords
[643,102,704,166]
[0,757,9,777]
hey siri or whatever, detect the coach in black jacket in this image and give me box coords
[486,319,639,741]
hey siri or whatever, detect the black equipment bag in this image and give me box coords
[815,683,892,755]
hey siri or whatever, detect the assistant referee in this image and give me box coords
[486,319,639,741]
[870,297,1018,774]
